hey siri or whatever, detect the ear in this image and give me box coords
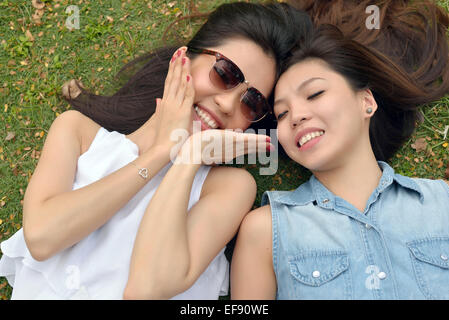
[360,88,378,119]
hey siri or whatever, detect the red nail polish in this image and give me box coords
[182,57,186,65]
[187,75,190,82]
[266,137,271,142]
[266,144,274,151]
[177,50,182,57]
[171,56,176,63]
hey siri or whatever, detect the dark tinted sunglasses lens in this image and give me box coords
[241,88,268,122]
[210,59,243,90]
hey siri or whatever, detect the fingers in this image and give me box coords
[217,131,273,162]
[237,133,274,155]
[165,47,188,101]
[176,54,192,104]
[181,66,194,109]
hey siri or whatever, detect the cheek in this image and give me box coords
[227,115,251,131]
[191,74,210,100]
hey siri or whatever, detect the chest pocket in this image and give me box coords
[288,250,352,299]
[407,237,449,299]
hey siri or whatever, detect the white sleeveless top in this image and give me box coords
[0,127,229,299]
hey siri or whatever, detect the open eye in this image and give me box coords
[307,90,324,100]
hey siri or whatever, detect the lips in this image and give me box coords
[193,104,223,130]
[295,127,325,148]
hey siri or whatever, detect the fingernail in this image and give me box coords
[177,50,182,57]
[266,144,274,151]
[187,75,190,82]
[182,57,186,65]
[266,136,271,142]
[171,56,176,63]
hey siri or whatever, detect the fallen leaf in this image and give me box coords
[411,138,427,152]
[5,131,15,141]
[25,29,34,41]
[32,13,42,25]
[35,9,44,17]
[32,0,45,10]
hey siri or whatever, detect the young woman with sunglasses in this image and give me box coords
[0,2,312,299]
[231,0,449,300]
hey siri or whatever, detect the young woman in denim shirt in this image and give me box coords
[231,0,449,300]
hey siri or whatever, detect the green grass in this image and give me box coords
[0,0,448,300]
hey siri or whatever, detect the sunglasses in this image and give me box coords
[187,46,270,123]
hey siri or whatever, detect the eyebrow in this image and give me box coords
[274,77,325,106]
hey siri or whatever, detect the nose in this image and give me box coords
[290,106,311,129]
[213,85,247,116]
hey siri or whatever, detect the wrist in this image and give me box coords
[147,143,172,160]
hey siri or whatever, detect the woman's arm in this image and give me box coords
[231,205,277,300]
[124,165,257,299]
[23,110,170,261]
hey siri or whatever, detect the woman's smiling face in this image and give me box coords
[188,38,276,132]
[274,58,376,172]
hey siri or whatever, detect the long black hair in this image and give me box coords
[64,2,312,134]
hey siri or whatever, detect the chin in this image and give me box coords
[285,148,333,173]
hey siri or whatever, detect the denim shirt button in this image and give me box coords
[322,199,330,204]
[365,223,371,229]
[378,272,387,280]
[312,270,321,278]
[441,254,448,261]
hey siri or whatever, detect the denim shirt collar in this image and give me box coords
[276,161,424,209]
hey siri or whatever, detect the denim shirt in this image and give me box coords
[262,161,449,300]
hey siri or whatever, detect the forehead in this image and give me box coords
[275,59,335,97]
[208,38,277,96]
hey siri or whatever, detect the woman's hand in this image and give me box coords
[152,47,195,153]
[174,129,274,166]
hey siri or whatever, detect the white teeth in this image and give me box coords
[194,106,218,129]
[299,131,324,147]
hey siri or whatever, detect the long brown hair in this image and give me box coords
[63,2,312,134]
[287,0,449,95]
[283,6,449,161]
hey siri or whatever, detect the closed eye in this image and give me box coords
[276,110,288,121]
[307,90,324,100]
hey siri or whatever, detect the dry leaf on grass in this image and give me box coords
[411,138,427,152]
[5,132,15,141]
[31,0,45,10]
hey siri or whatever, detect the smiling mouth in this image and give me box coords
[194,105,219,129]
[297,131,325,147]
